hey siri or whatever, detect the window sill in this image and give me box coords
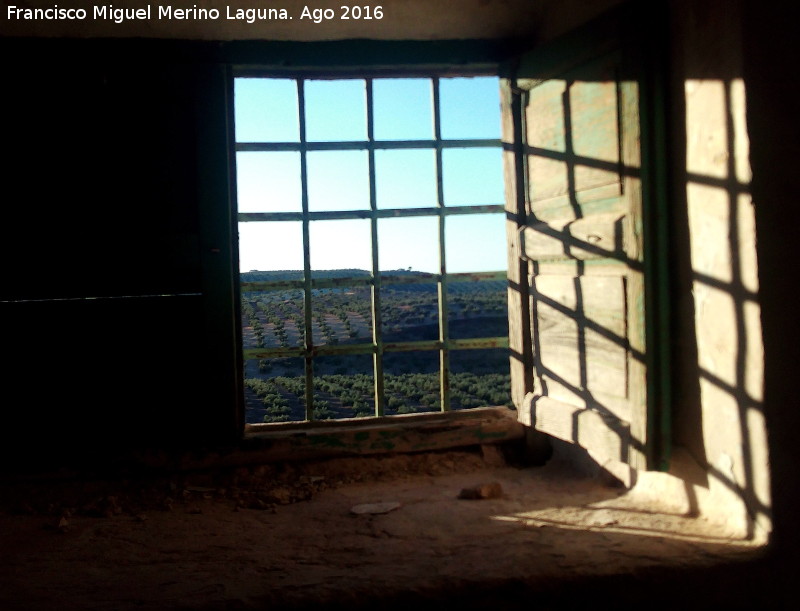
[240,406,523,463]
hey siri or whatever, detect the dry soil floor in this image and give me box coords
[0,449,776,610]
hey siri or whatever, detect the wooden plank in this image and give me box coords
[526,78,568,205]
[533,258,637,277]
[532,273,631,422]
[525,55,623,212]
[501,80,533,410]
[521,212,627,261]
[198,407,526,466]
[526,184,624,220]
[619,75,647,469]
[569,72,622,191]
[528,394,630,465]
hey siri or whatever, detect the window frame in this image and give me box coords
[232,69,512,426]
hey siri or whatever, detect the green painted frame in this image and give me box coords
[234,73,509,422]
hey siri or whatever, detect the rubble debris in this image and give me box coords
[458,482,503,500]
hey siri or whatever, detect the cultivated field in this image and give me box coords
[241,271,511,423]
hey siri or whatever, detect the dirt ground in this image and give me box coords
[0,447,776,611]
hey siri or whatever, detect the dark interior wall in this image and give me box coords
[742,1,800,554]
[0,40,240,468]
[3,45,201,300]
[0,37,512,471]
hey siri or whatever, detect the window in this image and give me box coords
[233,74,511,424]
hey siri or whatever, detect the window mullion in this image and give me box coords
[297,78,315,421]
[433,77,451,413]
[366,78,385,417]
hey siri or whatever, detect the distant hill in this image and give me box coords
[241,269,431,282]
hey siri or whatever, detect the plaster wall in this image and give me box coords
[632,0,769,540]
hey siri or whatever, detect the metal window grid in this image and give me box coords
[236,75,509,420]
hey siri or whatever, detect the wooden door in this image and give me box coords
[502,9,668,470]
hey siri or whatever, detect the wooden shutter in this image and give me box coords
[502,9,668,470]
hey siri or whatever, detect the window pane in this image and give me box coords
[381,283,438,341]
[439,76,501,139]
[373,78,432,140]
[305,79,366,141]
[384,350,439,376]
[256,289,306,349]
[313,356,375,418]
[378,217,439,274]
[241,289,303,350]
[383,352,441,415]
[309,219,371,271]
[234,78,299,143]
[442,148,504,206]
[238,221,304,272]
[307,150,370,211]
[241,294,270,352]
[244,357,306,423]
[445,213,506,273]
[236,152,302,213]
[310,285,372,346]
[450,351,512,409]
[376,149,437,209]
[447,280,508,340]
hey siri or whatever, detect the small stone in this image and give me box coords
[350,501,402,515]
[253,499,274,511]
[265,487,293,505]
[458,482,503,500]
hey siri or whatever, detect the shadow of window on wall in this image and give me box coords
[681,76,768,537]
[507,64,769,537]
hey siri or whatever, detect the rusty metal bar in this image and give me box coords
[433,77,451,413]
[237,138,502,153]
[238,203,504,223]
[298,78,315,422]
[449,336,509,350]
[244,347,308,359]
[243,335,508,360]
[366,78,386,418]
[235,65,498,81]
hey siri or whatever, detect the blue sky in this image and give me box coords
[234,76,506,274]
